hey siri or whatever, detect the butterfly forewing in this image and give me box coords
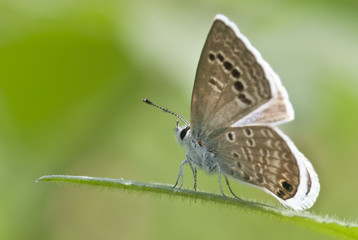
[233,74,294,127]
[191,17,275,139]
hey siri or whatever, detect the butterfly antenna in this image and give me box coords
[142,98,190,126]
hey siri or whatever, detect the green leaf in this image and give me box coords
[37,175,358,240]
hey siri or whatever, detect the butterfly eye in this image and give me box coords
[180,127,190,140]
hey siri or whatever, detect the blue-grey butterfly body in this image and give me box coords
[145,14,319,211]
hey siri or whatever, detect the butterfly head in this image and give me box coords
[174,120,191,145]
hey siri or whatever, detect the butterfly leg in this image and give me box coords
[225,176,241,200]
[173,159,188,189]
[217,164,227,197]
[187,159,198,190]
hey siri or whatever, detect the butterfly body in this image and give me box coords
[175,127,218,173]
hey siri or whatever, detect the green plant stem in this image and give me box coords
[37,175,358,239]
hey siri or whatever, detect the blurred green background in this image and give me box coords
[1,0,358,239]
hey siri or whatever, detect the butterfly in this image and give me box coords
[143,14,319,211]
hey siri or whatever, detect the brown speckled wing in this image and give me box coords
[188,14,319,211]
[207,126,301,200]
[190,18,273,139]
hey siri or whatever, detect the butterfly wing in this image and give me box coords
[206,126,320,211]
[191,14,293,139]
[232,71,294,127]
[189,14,319,210]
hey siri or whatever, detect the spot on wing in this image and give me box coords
[232,151,240,159]
[217,53,224,62]
[246,138,255,147]
[226,132,235,142]
[208,52,215,62]
[281,181,293,192]
[231,68,241,78]
[243,128,253,137]
[237,93,252,105]
[223,61,233,71]
[233,81,244,91]
[208,77,223,93]
[277,190,285,198]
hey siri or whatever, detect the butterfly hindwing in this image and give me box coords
[205,125,319,210]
